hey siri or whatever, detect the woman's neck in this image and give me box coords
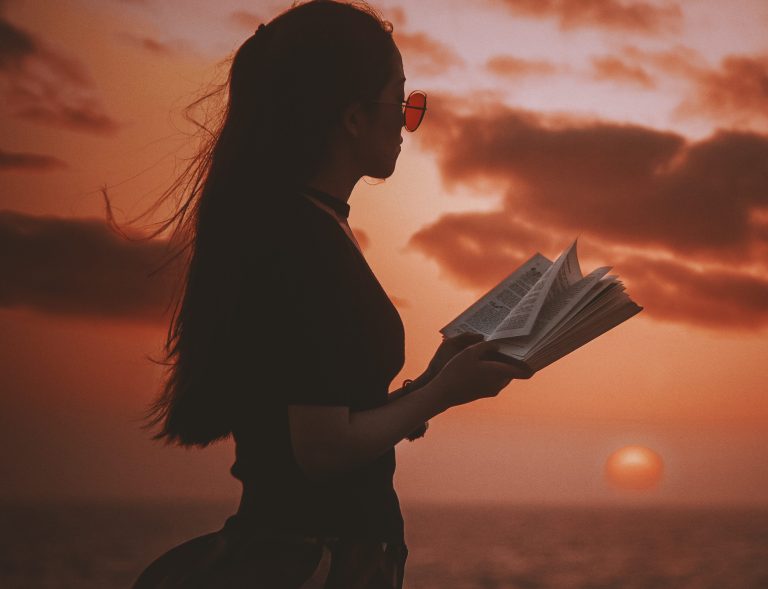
[305,159,360,204]
[304,178,354,204]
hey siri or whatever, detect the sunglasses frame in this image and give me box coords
[372,89,427,132]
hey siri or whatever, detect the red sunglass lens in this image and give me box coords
[404,91,426,131]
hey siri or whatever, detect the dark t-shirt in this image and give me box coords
[227,188,406,543]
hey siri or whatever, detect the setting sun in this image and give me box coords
[604,445,664,491]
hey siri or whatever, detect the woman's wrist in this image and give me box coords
[411,368,436,389]
[389,369,435,402]
[415,376,453,414]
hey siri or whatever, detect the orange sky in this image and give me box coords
[2,0,767,507]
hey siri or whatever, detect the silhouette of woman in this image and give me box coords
[131,2,529,587]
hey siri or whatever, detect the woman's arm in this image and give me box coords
[388,371,432,441]
[387,369,433,402]
[288,377,449,481]
[289,340,531,482]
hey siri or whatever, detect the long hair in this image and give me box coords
[111,1,396,447]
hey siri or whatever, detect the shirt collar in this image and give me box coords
[298,185,350,219]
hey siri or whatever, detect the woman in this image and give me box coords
[131,1,530,587]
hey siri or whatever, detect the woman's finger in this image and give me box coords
[477,347,534,379]
[451,331,484,342]
[466,340,504,356]
[445,333,485,352]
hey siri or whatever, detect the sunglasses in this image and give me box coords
[372,90,427,132]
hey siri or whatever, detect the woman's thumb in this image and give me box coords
[468,340,498,358]
[476,344,534,378]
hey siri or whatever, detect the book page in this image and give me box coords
[525,275,619,357]
[440,253,552,338]
[490,266,612,357]
[488,240,582,339]
[520,295,642,372]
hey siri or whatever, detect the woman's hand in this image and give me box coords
[431,340,533,409]
[396,333,499,442]
[424,332,486,380]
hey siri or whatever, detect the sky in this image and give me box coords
[2,0,767,508]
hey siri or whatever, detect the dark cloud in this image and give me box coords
[0,210,400,323]
[0,147,66,171]
[486,55,560,78]
[412,210,768,329]
[394,31,464,76]
[614,254,768,329]
[411,211,559,289]
[495,0,682,34]
[0,210,179,323]
[0,14,34,67]
[590,55,655,88]
[409,94,768,330]
[0,16,118,134]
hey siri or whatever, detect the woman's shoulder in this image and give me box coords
[241,190,350,273]
[270,190,349,250]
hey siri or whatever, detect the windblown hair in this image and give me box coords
[112,1,395,446]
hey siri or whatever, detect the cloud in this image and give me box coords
[118,31,194,56]
[676,54,768,128]
[605,45,768,128]
[387,6,408,28]
[409,94,768,329]
[411,211,558,289]
[394,30,464,76]
[0,147,66,171]
[229,6,459,77]
[0,11,33,67]
[230,10,265,31]
[346,225,408,306]
[0,16,118,133]
[0,210,406,323]
[126,34,175,55]
[0,210,179,322]
[411,212,768,329]
[390,295,410,309]
[229,4,296,30]
[486,55,560,78]
[494,0,682,34]
[590,55,655,88]
[351,226,370,250]
[614,253,768,329]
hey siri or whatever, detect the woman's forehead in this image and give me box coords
[391,46,405,80]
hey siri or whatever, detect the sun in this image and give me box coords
[604,445,664,491]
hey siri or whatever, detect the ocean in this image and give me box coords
[1,501,766,588]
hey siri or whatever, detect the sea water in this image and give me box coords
[1,501,766,588]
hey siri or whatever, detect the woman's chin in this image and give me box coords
[371,155,400,179]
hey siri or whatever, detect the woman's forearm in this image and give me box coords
[290,370,443,480]
[295,377,449,480]
[344,378,448,469]
[387,369,434,402]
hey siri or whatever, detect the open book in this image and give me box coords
[440,240,642,373]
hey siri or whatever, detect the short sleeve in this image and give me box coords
[237,204,364,407]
